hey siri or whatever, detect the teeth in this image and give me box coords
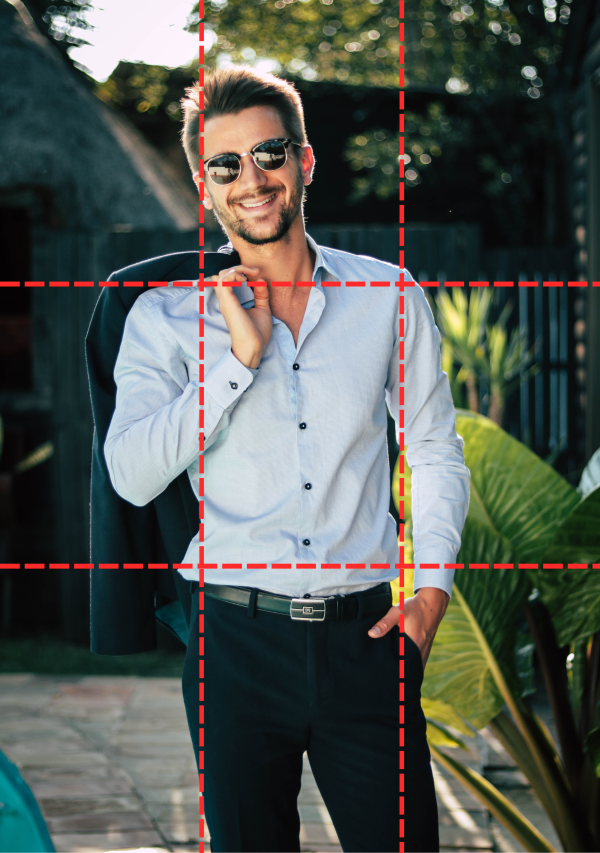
[240,194,275,209]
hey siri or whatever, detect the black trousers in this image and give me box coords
[177,578,439,853]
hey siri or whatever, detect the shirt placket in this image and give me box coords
[273,279,325,562]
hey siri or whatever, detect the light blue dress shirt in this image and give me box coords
[104,234,470,599]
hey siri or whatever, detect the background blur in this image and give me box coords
[0,0,599,656]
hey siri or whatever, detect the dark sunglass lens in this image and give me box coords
[254,141,287,171]
[207,154,240,185]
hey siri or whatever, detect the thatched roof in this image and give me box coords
[0,0,198,231]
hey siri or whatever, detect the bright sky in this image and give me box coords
[68,0,216,82]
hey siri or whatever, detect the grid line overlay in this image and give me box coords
[399,4,404,844]
[0,2,594,851]
[1,280,598,288]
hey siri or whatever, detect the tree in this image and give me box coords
[189,0,574,246]
[20,0,94,73]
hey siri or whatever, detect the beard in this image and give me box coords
[207,166,306,246]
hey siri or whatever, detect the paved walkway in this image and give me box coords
[0,674,562,852]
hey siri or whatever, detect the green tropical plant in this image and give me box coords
[393,410,600,851]
[431,289,539,427]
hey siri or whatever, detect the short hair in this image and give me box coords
[180,66,308,175]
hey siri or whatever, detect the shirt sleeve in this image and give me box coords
[387,276,471,600]
[203,349,258,454]
[104,296,203,506]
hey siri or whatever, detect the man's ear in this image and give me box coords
[302,146,315,186]
[194,174,214,211]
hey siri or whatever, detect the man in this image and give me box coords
[102,66,470,853]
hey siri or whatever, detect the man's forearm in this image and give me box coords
[415,586,449,635]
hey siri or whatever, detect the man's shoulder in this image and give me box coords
[316,243,413,287]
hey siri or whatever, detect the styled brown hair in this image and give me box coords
[180,65,308,175]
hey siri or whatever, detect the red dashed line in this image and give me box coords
[1,280,598,288]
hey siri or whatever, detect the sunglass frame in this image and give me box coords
[203,137,304,186]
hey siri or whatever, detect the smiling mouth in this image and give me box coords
[238,193,277,210]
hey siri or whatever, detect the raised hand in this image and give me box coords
[209,266,272,369]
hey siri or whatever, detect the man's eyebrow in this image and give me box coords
[205,147,237,159]
[205,138,277,160]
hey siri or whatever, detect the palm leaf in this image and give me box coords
[454,411,579,563]
[430,744,556,852]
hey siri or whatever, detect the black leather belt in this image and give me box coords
[203,581,393,621]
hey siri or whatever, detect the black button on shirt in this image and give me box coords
[304,483,312,490]
[303,539,310,546]
[299,422,306,429]
[229,381,238,389]
[293,363,300,370]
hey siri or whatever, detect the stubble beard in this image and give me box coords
[208,167,305,247]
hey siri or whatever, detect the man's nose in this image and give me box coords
[236,153,269,192]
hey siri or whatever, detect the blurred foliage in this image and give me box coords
[21,0,94,70]
[187,0,572,215]
[189,0,569,91]
[195,0,401,88]
[95,61,199,123]
[343,101,467,198]
[431,289,539,426]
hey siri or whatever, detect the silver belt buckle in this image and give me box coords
[290,598,327,621]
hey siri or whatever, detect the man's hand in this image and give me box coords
[367,587,449,670]
[210,265,272,369]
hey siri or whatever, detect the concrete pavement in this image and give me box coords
[0,674,562,852]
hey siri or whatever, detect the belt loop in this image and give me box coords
[247,587,259,618]
[354,591,364,621]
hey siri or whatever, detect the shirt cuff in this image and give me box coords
[204,348,258,411]
[413,553,456,599]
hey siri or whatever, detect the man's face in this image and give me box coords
[197,105,314,246]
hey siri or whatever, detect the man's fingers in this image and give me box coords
[251,283,271,310]
[217,265,259,284]
[368,605,399,638]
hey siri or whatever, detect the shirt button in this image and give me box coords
[303,539,310,547]
[229,381,238,389]
[299,422,306,429]
[293,363,300,370]
[304,483,312,490]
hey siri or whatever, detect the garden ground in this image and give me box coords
[0,671,562,852]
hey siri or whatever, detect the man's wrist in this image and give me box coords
[414,587,449,632]
[232,347,263,369]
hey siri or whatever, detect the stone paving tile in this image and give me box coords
[46,809,156,835]
[156,817,201,844]
[1,673,552,853]
[24,765,135,799]
[136,786,200,806]
[50,830,167,852]
[298,803,336,825]
[2,744,110,768]
[439,828,493,850]
[300,847,343,852]
[300,820,344,846]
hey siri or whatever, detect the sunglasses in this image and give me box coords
[203,137,304,186]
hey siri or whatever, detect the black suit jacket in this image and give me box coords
[86,246,240,655]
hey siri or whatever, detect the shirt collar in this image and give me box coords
[235,233,336,306]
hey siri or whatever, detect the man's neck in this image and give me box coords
[229,220,315,302]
